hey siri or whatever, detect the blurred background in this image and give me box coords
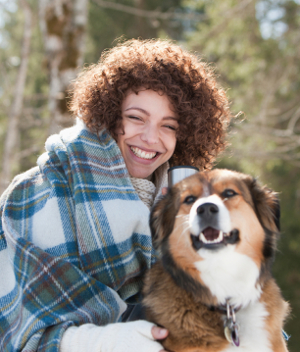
[0,0,299,350]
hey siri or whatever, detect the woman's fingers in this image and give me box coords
[161,187,168,195]
[151,326,168,340]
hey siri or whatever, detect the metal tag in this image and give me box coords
[224,326,233,343]
[224,300,240,347]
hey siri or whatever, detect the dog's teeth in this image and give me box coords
[200,230,224,244]
[200,233,207,243]
[217,231,223,242]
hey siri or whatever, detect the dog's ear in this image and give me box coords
[244,177,280,264]
[150,186,181,249]
[245,176,280,233]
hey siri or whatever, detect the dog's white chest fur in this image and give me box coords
[195,245,261,307]
[195,247,272,351]
[222,301,272,352]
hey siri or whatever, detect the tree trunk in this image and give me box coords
[39,0,88,135]
[0,0,32,193]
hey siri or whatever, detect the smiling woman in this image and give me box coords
[0,38,232,352]
[70,39,231,170]
[117,89,178,179]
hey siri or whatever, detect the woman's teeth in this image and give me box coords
[130,147,157,160]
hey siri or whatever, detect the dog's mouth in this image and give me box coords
[191,227,240,250]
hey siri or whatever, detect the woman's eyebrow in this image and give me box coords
[163,116,178,122]
[124,107,150,116]
[125,107,178,121]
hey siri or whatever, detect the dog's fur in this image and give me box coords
[143,169,289,352]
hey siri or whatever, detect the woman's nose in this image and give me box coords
[140,124,159,144]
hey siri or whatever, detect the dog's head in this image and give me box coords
[150,169,280,308]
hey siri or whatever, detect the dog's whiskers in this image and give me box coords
[172,221,190,235]
[172,216,191,246]
[175,214,188,219]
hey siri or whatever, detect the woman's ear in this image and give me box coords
[149,187,181,249]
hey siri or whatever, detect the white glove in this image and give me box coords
[60,320,165,352]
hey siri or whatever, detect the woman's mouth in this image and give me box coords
[130,146,158,160]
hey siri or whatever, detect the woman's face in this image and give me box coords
[117,89,178,179]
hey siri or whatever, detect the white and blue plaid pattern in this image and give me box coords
[0,123,157,351]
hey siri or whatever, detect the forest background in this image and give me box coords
[0,0,299,350]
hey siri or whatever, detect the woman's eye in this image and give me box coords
[184,195,197,204]
[162,124,178,132]
[222,189,238,198]
[164,125,177,131]
[128,115,142,121]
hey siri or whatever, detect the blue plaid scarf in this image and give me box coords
[0,122,159,351]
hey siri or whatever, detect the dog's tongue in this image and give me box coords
[202,227,220,241]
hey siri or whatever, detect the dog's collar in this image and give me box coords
[209,300,241,347]
[209,302,241,315]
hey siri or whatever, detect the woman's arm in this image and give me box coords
[0,124,157,352]
[60,322,168,352]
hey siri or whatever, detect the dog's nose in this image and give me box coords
[197,203,219,215]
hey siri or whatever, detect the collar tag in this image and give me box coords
[224,300,240,347]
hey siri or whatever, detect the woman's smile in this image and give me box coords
[117,89,178,179]
[130,146,158,160]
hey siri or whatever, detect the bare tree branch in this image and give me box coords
[92,0,206,21]
[287,106,300,133]
[226,147,300,167]
[24,93,48,101]
[16,145,41,159]
[39,0,89,134]
[1,0,32,193]
[200,0,254,40]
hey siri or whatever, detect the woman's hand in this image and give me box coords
[151,326,169,352]
[161,187,168,195]
[60,321,169,352]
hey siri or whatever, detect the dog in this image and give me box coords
[143,169,289,352]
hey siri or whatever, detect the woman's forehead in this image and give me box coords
[122,89,177,118]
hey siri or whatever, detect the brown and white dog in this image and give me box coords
[143,169,289,352]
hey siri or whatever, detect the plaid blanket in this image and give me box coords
[0,122,158,351]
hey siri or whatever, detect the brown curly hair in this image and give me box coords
[69,39,231,169]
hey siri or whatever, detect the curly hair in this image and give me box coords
[69,39,231,169]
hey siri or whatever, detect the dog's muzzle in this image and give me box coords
[189,197,240,250]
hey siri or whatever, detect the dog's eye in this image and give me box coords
[184,195,197,204]
[222,189,237,198]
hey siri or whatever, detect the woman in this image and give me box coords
[0,39,231,352]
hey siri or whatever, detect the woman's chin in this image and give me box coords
[128,168,153,179]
